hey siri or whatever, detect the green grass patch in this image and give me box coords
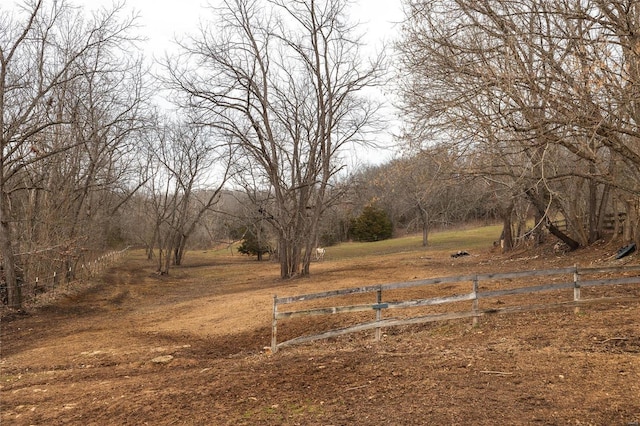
[327,223,501,260]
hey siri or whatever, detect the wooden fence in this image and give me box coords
[271,264,640,352]
[3,247,131,306]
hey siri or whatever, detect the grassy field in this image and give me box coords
[2,221,639,426]
[200,222,503,262]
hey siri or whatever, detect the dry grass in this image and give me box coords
[2,224,639,426]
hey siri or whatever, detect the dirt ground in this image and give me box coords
[1,241,639,425]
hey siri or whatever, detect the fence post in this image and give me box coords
[472,275,479,326]
[375,287,383,341]
[573,265,580,314]
[271,295,278,353]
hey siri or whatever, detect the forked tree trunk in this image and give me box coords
[525,188,580,251]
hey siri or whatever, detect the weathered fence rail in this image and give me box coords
[271,264,640,352]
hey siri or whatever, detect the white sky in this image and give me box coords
[5,0,404,54]
[73,0,404,60]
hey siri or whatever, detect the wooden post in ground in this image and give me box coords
[472,276,479,326]
[573,265,581,314]
[271,295,278,353]
[375,287,383,341]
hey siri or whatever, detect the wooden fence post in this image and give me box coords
[375,287,383,341]
[472,276,479,326]
[271,295,278,353]
[573,265,580,314]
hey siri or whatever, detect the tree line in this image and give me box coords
[2,0,638,310]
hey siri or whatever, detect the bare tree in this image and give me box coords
[381,147,466,246]
[166,0,386,278]
[143,119,230,274]
[397,0,640,249]
[1,0,146,309]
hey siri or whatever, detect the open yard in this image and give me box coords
[2,226,640,425]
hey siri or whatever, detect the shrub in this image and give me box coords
[236,227,272,260]
[350,205,393,242]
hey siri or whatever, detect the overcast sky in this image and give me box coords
[74,0,405,60]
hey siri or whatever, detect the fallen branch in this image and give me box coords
[344,384,368,391]
[597,337,628,344]
[480,370,513,376]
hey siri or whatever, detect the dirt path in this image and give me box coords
[1,246,639,425]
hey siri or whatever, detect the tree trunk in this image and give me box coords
[550,220,580,249]
[419,205,429,247]
[173,234,186,266]
[532,210,545,245]
[587,163,599,244]
[595,183,611,241]
[0,192,21,309]
[157,245,172,275]
[499,202,514,253]
[302,239,312,276]
[525,188,580,250]
[279,239,291,278]
[623,198,639,244]
[279,237,303,279]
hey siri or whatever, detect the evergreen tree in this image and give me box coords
[350,206,393,242]
[237,227,272,261]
